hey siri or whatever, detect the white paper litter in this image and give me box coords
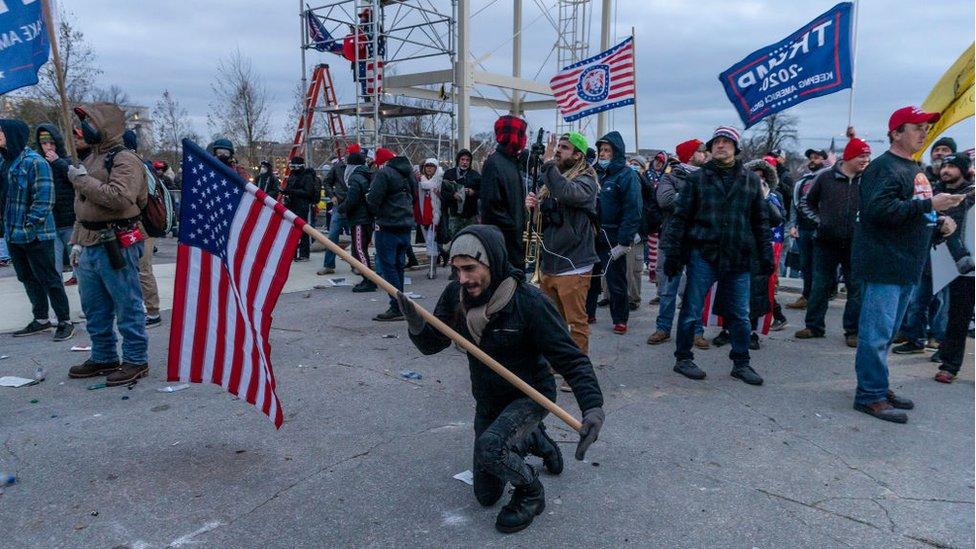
[404,292,424,299]
[0,376,39,388]
[452,470,474,486]
[70,345,91,352]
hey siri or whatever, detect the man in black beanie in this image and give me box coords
[397,225,604,533]
[925,136,957,183]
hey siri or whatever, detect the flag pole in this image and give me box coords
[300,223,584,432]
[846,0,860,133]
[631,26,639,152]
[40,0,77,160]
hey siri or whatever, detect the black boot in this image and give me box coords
[495,478,545,533]
[528,426,563,475]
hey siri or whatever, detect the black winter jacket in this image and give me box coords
[408,224,603,412]
[366,156,415,230]
[337,164,372,226]
[323,160,348,204]
[443,166,482,219]
[932,180,974,267]
[661,159,773,274]
[799,162,861,242]
[479,144,525,232]
[34,124,74,228]
[282,167,320,216]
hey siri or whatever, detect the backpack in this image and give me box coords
[105,148,174,237]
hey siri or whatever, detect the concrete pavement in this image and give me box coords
[0,244,972,548]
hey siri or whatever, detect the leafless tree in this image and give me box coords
[741,113,799,160]
[152,89,193,167]
[207,49,271,167]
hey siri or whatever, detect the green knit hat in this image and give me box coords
[562,131,588,155]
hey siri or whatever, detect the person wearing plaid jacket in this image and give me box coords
[661,125,772,386]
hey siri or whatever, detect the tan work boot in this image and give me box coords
[845,334,858,348]
[646,331,671,345]
[693,335,711,349]
[786,296,807,309]
[795,328,824,339]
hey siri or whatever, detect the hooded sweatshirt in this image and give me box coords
[71,103,148,247]
[443,148,482,219]
[417,159,444,226]
[408,224,604,412]
[34,123,74,228]
[1,119,55,244]
[594,131,643,246]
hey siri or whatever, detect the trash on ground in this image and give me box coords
[452,470,474,486]
[29,399,38,404]
[151,405,170,412]
[1,473,15,487]
[382,334,399,339]
[70,345,92,352]
[34,367,44,382]
[86,383,108,390]
[404,292,424,299]
[0,376,41,388]
[0,355,9,360]
[399,370,423,380]
[121,396,130,400]
[157,383,191,393]
[403,277,412,285]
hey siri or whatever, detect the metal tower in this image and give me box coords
[554,0,593,135]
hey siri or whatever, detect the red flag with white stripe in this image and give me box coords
[549,36,636,122]
[167,139,304,428]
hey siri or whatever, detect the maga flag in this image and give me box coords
[306,7,343,55]
[719,2,854,129]
[167,140,305,428]
[0,0,49,95]
[914,43,974,160]
[550,37,636,122]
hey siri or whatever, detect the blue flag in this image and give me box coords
[0,1,49,96]
[719,2,854,129]
[305,9,343,55]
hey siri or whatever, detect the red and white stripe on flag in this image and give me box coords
[549,36,636,122]
[167,184,304,429]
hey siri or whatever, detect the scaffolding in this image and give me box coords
[554,0,593,135]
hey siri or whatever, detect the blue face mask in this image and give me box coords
[597,159,610,168]
[629,165,640,172]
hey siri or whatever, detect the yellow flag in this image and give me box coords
[914,43,975,160]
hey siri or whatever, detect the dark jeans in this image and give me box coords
[805,239,861,335]
[8,238,70,323]
[902,262,948,345]
[374,227,411,310]
[323,212,349,268]
[675,249,751,366]
[584,240,628,325]
[473,397,547,504]
[796,227,815,299]
[939,276,974,375]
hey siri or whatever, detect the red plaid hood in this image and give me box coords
[494,115,527,157]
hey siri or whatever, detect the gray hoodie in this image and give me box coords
[537,161,599,275]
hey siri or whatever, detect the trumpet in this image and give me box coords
[523,186,548,285]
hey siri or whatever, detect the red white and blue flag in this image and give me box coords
[306,7,344,55]
[550,37,636,123]
[167,139,305,428]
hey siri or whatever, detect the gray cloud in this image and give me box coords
[69,0,973,156]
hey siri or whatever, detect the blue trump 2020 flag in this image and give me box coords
[719,2,854,129]
[0,0,49,95]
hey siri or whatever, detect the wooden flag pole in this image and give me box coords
[301,223,584,432]
[40,0,77,160]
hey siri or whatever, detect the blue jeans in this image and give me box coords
[53,226,74,275]
[322,213,349,268]
[0,236,9,261]
[374,228,411,310]
[854,282,915,405]
[655,248,703,335]
[675,249,751,365]
[76,242,149,364]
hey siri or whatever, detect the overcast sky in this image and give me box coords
[69,0,974,157]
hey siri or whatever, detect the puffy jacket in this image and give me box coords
[282,167,320,217]
[656,162,697,233]
[33,123,74,229]
[932,180,974,268]
[337,164,372,226]
[71,103,147,247]
[594,131,642,246]
[799,162,861,242]
[366,156,415,230]
[479,144,525,232]
[323,160,348,205]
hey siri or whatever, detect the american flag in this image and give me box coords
[550,36,636,122]
[167,139,305,428]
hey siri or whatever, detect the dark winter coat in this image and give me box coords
[852,151,936,285]
[323,160,348,205]
[282,167,320,217]
[443,154,482,220]
[775,165,794,222]
[34,123,74,228]
[337,164,372,226]
[479,144,525,232]
[656,162,696,233]
[661,159,773,274]
[799,162,861,242]
[932,180,974,266]
[366,156,415,231]
[254,164,279,195]
[594,131,643,246]
[408,224,603,412]
[791,171,821,231]
[537,161,599,274]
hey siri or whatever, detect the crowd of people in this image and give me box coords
[0,101,973,533]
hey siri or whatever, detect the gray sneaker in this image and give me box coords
[673,359,706,380]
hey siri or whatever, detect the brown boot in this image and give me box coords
[794,328,824,339]
[68,359,120,378]
[786,296,807,309]
[105,363,149,386]
[845,334,858,348]
[693,335,711,349]
[646,331,670,345]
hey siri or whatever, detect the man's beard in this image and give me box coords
[557,156,576,173]
[808,161,822,171]
[461,284,491,308]
[942,174,963,187]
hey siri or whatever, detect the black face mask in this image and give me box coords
[80,120,101,145]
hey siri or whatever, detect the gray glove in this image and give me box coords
[70,244,83,267]
[609,244,630,261]
[67,164,87,182]
[575,407,605,460]
[956,255,974,275]
[395,291,426,335]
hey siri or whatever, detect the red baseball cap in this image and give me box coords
[888,106,940,132]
